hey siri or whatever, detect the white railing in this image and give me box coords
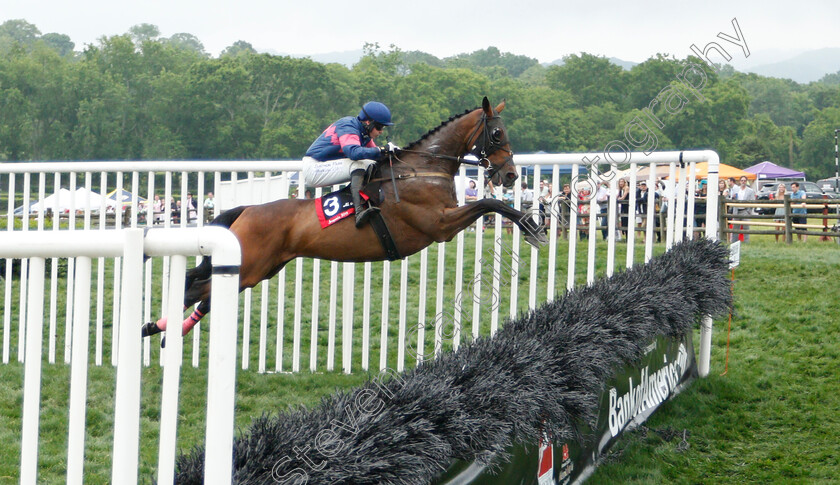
[0,227,241,485]
[0,151,720,378]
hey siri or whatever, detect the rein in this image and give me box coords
[366,164,454,185]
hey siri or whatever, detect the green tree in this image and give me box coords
[390,63,489,145]
[625,54,684,110]
[806,82,839,111]
[735,114,797,166]
[737,73,815,131]
[401,50,444,68]
[128,23,160,44]
[798,107,840,179]
[444,46,538,78]
[185,57,259,158]
[0,19,41,50]
[0,86,30,160]
[40,33,75,57]
[659,79,750,163]
[165,33,207,57]
[545,53,625,108]
[221,41,256,58]
[517,64,548,87]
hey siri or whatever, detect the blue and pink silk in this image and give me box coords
[305,116,379,161]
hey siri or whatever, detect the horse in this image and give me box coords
[142,97,548,339]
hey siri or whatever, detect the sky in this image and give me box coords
[2,0,839,67]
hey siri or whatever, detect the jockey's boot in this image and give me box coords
[141,320,163,337]
[352,168,379,228]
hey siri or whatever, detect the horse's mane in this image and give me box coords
[402,107,478,151]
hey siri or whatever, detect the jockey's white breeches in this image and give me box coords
[302,157,376,188]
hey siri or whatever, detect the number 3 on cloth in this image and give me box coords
[323,195,340,217]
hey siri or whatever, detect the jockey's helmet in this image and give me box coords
[359,101,394,126]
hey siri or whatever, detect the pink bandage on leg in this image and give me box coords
[181,309,205,336]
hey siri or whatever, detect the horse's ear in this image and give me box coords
[482,96,492,116]
[495,99,506,114]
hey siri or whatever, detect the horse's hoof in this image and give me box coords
[524,229,548,248]
[141,321,162,337]
[524,235,541,249]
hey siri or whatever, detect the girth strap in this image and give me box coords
[368,211,401,261]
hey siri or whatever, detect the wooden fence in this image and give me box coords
[721,196,840,243]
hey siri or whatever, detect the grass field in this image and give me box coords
[0,232,838,484]
[589,238,840,484]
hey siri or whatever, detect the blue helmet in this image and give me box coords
[359,101,394,126]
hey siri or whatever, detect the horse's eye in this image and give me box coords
[491,128,502,143]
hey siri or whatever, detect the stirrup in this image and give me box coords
[355,206,380,228]
[141,321,162,337]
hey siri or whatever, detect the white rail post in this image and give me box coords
[111,229,145,485]
[20,256,45,485]
[157,253,187,484]
[699,150,721,377]
[66,256,92,485]
[202,228,242,485]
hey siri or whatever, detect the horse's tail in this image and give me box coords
[209,205,248,229]
[184,206,249,306]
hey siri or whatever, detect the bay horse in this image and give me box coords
[142,97,547,339]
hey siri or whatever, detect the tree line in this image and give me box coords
[2,19,840,179]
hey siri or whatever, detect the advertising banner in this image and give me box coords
[434,333,698,485]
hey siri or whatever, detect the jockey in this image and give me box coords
[303,101,398,227]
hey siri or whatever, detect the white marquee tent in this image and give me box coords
[13,188,116,215]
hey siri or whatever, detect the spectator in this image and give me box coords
[617,178,630,239]
[596,181,610,240]
[203,192,215,222]
[521,182,534,211]
[790,181,808,242]
[171,197,180,224]
[465,180,478,201]
[730,176,755,243]
[557,183,573,235]
[636,181,660,240]
[718,179,729,199]
[695,180,708,236]
[186,192,198,222]
[727,177,739,199]
[502,187,514,205]
[773,183,787,243]
[538,181,552,229]
[577,182,591,240]
[153,195,164,224]
[539,180,550,204]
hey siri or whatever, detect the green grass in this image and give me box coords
[586,238,840,484]
[0,231,838,483]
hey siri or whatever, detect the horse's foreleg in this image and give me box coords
[433,199,547,246]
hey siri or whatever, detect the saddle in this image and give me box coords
[314,166,400,261]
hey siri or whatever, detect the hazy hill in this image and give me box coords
[741,48,840,83]
[260,45,840,84]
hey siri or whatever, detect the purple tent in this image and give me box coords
[744,161,805,180]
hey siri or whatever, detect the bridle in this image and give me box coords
[395,111,514,186]
[463,112,515,184]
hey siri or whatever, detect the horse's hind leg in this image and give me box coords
[142,297,211,339]
[184,257,212,307]
[141,259,212,338]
